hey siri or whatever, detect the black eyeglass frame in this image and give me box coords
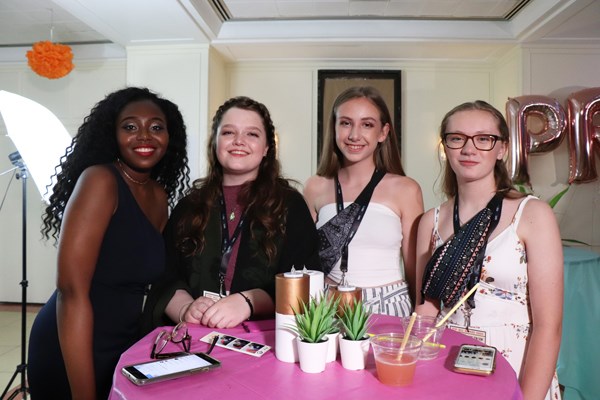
[443,132,503,151]
[150,321,192,359]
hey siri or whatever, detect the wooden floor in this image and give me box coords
[0,303,42,400]
[0,303,43,313]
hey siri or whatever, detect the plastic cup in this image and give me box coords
[400,315,446,360]
[370,333,422,386]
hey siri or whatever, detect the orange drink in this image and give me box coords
[370,333,422,386]
[375,352,417,386]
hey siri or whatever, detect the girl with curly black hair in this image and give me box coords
[143,96,320,331]
[28,87,190,399]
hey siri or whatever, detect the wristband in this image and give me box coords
[237,292,254,320]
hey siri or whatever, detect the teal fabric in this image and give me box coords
[557,246,600,400]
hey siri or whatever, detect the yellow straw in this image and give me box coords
[424,342,446,349]
[436,283,480,328]
[422,283,481,343]
[398,312,417,359]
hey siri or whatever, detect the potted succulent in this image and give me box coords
[338,299,372,370]
[325,322,341,364]
[290,295,340,373]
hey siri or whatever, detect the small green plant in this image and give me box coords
[514,183,569,209]
[547,185,570,209]
[339,299,372,341]
[290,295,340,343]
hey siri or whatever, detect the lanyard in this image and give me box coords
[453,193,503,234]
[335,178,368,275]
[218,192,246,297]
[334,169,385,279]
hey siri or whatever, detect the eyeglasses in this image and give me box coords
[150,322,191,359]
[443,133,502,151]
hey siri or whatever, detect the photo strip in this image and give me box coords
[200,332,271,357]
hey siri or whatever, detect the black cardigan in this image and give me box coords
[141,187,320,332]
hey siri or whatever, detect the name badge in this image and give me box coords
[203,290,222,302]
[447,324,487,343]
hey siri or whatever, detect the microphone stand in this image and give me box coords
[1,152,30,399]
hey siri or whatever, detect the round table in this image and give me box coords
[109,314,522,400]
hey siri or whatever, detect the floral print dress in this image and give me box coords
[432,195,561,400]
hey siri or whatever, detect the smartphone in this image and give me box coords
[453,344,497,376]
[122,353,221,385]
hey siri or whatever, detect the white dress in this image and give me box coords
[318,202,412,317]
[432,196,561,400]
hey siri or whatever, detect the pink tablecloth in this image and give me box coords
[110,315,522,400]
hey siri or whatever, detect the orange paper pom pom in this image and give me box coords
[26,41,74,79]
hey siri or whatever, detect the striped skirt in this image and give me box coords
[362,281,412,317]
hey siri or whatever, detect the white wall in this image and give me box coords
[492,47,522,114]
[522,45,600,252]
[0,59,126,303]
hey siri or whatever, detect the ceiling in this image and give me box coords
[0,0,599,62]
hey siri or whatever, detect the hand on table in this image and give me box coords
[200,294,251,328]
[182,296,216,325]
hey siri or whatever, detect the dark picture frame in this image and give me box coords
[317,69,402,165]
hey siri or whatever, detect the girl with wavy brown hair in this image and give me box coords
[143,96,320,330]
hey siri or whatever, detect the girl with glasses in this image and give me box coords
[416,100,562,400]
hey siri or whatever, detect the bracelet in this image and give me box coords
[178,302,193,323]
[237,292,254,320]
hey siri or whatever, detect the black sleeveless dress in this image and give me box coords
[28,165,165,399]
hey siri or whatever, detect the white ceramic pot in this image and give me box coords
[296,337,329,373]
[339,336,370,370]
[325,331,339,363]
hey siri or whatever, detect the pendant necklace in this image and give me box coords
[229,206,239,221]
[117,159,150,185]
[223,184,243,221]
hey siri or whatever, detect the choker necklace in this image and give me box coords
[117,159,150,185]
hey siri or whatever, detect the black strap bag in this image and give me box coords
[421,193,503,309]
[317,169,385,276]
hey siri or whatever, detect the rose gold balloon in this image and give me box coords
[506,96,567,185]
[567,87,600,183]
